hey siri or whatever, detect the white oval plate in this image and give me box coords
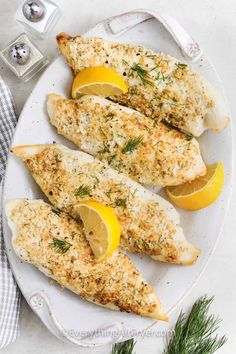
[2,9,233,347]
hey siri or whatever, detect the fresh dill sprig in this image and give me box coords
[105,189,121,197]
[112,339,136,354]
[50,238,72,254]
[122,136,143,154]
[175,62,188,69]
[131,188,138,197]
[75,184,92,198]
[163,295,227,354]
[131,64,154,86]
[162,120,193,141]
[186,133,194,141]
[114,198,127,208]
[99,127,106,136]
[51,207,61,216]
[122,59,129,66]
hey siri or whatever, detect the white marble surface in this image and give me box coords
[1,0,236,353]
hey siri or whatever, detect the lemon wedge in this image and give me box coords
[73,201,121,262]
[166,162,224,211]
[71,66,128,98]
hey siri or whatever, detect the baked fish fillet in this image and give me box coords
[11,144,200,265]
[47,94,206,186]
[5,198,167,320]
[56,33,229,137]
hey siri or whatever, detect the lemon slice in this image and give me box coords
[73,201,120,262]
[71,66,128,98]
[166,162,224,211]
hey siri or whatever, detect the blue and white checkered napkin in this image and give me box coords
[0,76,20,349]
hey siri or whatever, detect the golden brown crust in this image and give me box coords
[12,144,201,265]
[56,32,76,44]
[56,34,229,136]
[6,198,168,320]
[48,94,206,186]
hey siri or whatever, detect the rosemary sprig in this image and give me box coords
[112,339,136,354]
[75,184,92,198]
[122,136,143,154]
[131,64,154,86]
[163,295,227,354]
[50,238,72,254]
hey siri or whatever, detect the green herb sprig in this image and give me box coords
[122,136,143,154]
[164,295,227,354]
[51,208,61,216]
[75,185,92,198]
[162,120,193,141]
[115,198,127,208]
[112,339,136,354]
[111,296,227,354]
[131,64,154,86]
[175,63,188,69]
[50,238,72,254]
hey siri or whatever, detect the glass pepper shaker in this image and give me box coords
[15,0,61,39]
[0,33,49,82]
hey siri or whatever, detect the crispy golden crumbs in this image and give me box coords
[56,35,228,136]
[14,144,200,265]
[8,199,167,320]
[49,95,206,186]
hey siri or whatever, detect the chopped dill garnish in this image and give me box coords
[163,295,227,354]
[146,54,156,59]
[50,238,71,254]
[115,198,127,208]
[112,161,124,172]
[150,65,159,72]
[104,113,115,122]
[75,184,92,198]
[51,208,61,216]
[112,339,136,354]
[122,59,129,65]
[186,133,194,141]
[122,135,143,154]
[98,142,110,154]
[155,71,173,85]
[162,120,193,140]
[130,64,154,86]
[131,188,138,197]
[175,62,188,69]
[105,189,121,197]
[99,127,106,136]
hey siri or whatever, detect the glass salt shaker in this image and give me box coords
[15,0,61,39]
[0,33,49,82]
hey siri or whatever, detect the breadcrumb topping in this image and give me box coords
[50,95,206,186]
[57,35,215,135]
[9,199,165,319]
[22,144,200,265]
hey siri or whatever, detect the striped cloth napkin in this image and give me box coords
[0,76,20,349]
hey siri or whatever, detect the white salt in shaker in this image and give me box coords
[0,33,49,81]
[15,0,61,39]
